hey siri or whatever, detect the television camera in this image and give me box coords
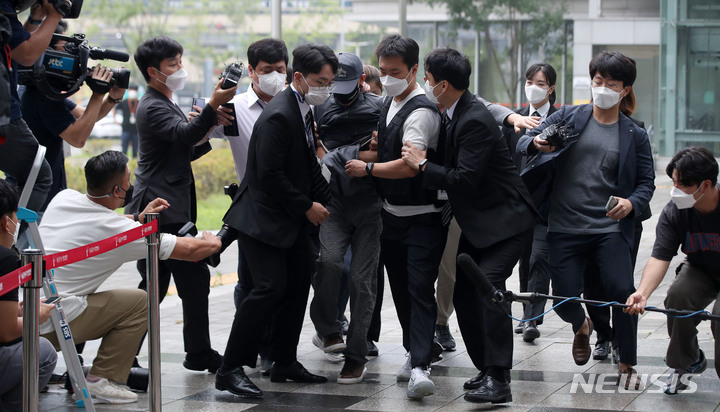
[18,33,130,101]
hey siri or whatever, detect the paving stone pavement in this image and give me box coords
[37,160,720,411]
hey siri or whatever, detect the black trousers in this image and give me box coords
[455,229,531,371]
[381,210,446,368]
[222,230,315,368]
[137,219,212,356]
[585,222,643,344]
[548,231,638,365]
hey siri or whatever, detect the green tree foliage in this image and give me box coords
[81,0,255,84]
[423,0,565,105]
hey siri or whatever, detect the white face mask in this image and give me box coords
[423,80,443,104]
[380,71,412,97]
[525,84,550,105]
[592,86,621,110]
[256,71,285,97]
[7,217,18,246]
[157,68,188,92]
[670,186,703,209]
[301,74,330,106]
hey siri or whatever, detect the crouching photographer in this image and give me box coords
[21,25,128,213]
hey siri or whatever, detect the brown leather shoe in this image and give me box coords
[571,318,593,365]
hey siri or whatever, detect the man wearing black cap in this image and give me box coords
[309,52,384,383]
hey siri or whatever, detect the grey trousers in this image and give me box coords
[310,196,382,363]
[0,337,57,411]
[436,218,460,325]
[664,262,720,377]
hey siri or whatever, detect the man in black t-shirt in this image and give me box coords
[0,179,56,409]
[626,146,720,395]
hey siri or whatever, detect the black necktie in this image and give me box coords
[439,111,452,226]
[305,109,315,150]
[531,110,540,118]
[440,201,452,227]
[305,109,331,206]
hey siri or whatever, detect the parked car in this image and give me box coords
[89,112,122,140]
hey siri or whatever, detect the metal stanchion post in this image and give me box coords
[144,213,161,411]
[21,249,43,412]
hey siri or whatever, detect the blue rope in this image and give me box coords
[508,299,714,322]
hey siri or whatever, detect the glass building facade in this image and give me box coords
[660,0,720,156]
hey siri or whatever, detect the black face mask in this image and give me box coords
[118,184,134,207]
[334,86,360,106]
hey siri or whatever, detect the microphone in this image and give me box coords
[88,47,130,62]
[456,253,504,303]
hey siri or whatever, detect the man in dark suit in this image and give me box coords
[517,51,655,390]
[126,36,237,372]
[214,43,338,398]
[402,47,535,404]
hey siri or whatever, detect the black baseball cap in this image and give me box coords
[332,52,363,95]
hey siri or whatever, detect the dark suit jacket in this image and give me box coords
[125,86,214,230]
[423,90,536,249]
[223,86,315,249]
[516,103,655,245]
[502,104,557,173]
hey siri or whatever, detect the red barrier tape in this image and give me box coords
[0,263,33,298]
[45,220,158,270]
[0,220,158,298]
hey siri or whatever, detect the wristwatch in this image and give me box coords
[108,96,123,104]
[419,158,429,172]
[365,162,374,176]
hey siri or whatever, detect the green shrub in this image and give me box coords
[192,145,239,199]
[84,139,120,156]
[64,141,235,230]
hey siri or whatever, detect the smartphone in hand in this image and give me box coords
[605,196,619,212]
[192,98,205,111]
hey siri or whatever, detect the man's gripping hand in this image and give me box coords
[305,202,329,226]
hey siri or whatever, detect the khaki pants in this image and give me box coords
[436,218,460,325]
[665,262,720,377]
[43,289,147,383]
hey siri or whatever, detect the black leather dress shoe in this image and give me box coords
[593,340,610,360]
[464,371,487,389]
[367,340,379,357]
[522,321,541,343]
[270,361,328,383]
[184,349,223,373]
[464,375,512,404]
[215,367,263,398]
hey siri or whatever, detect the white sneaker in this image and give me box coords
[407,367,434,399]
[324,351,345,363]
[396,354,412,382]
[86,378,138,404]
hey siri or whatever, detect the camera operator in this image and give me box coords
[0,0,67,218]
[22,21,127,213]
[126,36,236,374]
